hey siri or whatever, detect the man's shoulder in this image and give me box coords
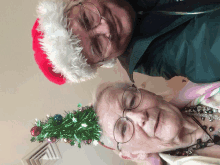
[117,49,135,83]
[125,0,159,11]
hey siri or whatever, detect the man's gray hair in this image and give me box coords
[36,0,116,83]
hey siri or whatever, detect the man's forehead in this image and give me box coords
[67,2,80,19]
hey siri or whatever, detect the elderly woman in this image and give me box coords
[94,82,220,164]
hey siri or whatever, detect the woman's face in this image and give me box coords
[97,86,188,156]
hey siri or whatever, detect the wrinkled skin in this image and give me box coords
[68,0,136,64]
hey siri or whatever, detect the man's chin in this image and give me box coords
[108,50,124,59]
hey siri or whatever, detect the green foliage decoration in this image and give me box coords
[30,105,102,148]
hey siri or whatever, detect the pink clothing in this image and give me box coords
[160,81,220,165]
[169,81,220,109]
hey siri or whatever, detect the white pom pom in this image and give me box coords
[100,58,117,68]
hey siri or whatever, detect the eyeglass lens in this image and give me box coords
[79,3,111,59]
[80,3,100,30]
[114,118,134,143]
[122,87,142,110]
[113,87,141,144]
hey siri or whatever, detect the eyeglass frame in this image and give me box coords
[113,84,142,151]
[65,2,112,63]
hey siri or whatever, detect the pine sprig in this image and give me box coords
[30,106,101,148]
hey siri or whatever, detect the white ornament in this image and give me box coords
[81,123,87,127]
[93,140,99,146]
[72,117,77,123]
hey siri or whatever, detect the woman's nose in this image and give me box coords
[90,18,111,38]
[126,111,148,127]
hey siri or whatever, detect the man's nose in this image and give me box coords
[90,18,111,38]
[126,111,148,127]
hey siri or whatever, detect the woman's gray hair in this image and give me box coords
[92,82,132,149]
[93,81,132,112]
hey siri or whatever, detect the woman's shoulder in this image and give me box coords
[159,153,220,165]
[169,81,220,109]
[195,144,220,160]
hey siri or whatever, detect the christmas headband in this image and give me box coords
[30,103,115,150]
[32,0,116,85]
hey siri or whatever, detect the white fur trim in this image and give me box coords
[37,0,98,83]
[100,58,117,68]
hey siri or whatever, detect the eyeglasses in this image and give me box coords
[67,2,111,62]
[113,84,142,151]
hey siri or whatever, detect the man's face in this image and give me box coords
[97,86,190,157]
[68,0,136,64]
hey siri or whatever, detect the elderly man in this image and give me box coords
[32,0,220,85]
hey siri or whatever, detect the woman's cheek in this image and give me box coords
[160,111,182,142]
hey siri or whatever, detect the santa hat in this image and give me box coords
[32,0,116,85]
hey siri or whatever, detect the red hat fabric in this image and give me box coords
[32,19,66,85]
[32,0,116,85]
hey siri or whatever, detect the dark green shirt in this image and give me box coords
[118,0,220,83]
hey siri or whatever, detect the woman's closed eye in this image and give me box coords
[130,97,136,108]
[121,124,127,137]
[125,96,136,110]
